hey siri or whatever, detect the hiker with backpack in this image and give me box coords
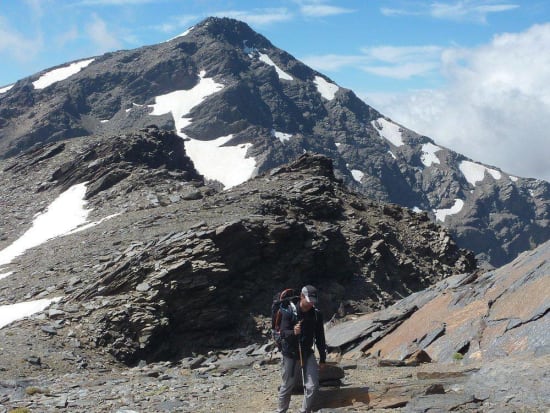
[274,285,327,413]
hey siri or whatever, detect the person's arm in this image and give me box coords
[315,310,327,363]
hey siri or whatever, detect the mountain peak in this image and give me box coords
[188,16,273,49]
[0,15,547,267]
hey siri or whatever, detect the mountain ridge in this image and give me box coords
[0,16,548,267]
[0,128,546,412]
[0,126,475,364]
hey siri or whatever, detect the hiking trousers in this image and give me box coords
[277,353,319,413]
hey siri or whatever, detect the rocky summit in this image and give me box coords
[0,17,548,266]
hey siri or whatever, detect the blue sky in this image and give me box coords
[1,0,550,181]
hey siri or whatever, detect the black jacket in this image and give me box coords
[279,304,327,362]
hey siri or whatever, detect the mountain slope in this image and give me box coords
[0,17,548,266]
[0,127,474,365]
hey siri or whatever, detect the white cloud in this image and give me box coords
[152,15,199,34]
[54,26,79,48]
[380,7,420,17]
[365,23,550,181]
[85,13,122,51]
[0,16,42,62]
[302,45,442,80]
[213,8,293,27]
[381,1,519,23]
[430,1,519,23]
[363,45,442,63]
[77,0,156,5]
[363,61,439,79]
[300,4,355,17]
[301,54,367,72]
[23,0,45,18]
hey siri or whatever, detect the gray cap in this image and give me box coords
[301,285,318,304]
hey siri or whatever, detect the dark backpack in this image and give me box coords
[271,288,299,350]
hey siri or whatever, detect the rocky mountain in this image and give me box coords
[0,17,547,412]
[0,127,474,366]
[0,127,550,413]
[0,17,547,267]
[0,127,546,412]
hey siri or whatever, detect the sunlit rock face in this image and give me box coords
[0,17,548,266]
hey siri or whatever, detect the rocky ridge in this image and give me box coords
[1,127,474,366]
[0,128,547,412]
[0,17,547,266]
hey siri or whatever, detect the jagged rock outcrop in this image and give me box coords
[322,240,549,412]
[326,239,549,363]
[50,148,471,364]
[0,17,547,266]
[0,128,473,364]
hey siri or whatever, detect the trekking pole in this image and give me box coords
[298,337,307,404]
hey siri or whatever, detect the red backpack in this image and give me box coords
[271,288,299,350]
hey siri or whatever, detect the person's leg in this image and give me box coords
[277,356,298,413]
[300,354,319,413]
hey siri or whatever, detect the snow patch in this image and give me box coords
[149,70,223,132]
[184,135,256,189]
[258,53,293,81]
[0,84,14,94]
[0,183,91,267]
[434,199,464,222]
[68,213,120,236]
[0,271,13,281]
[125,103,143,113]
[335,142,342,148]
[350,169,364,183]
[179,26,194,38]
[412,207,423,213]
[100,119,109,123]
[271,129,292,143]
[33,58,94,89]
[0,297,62,329]
[149,71,256,189]
[510,175,518,182]
[487,168,502,180]
[421,143,441,167]
[388,151,397,160]
[372,118,404,147]
[167,26,194,42]
[314,76,339,100]
[459,161,502,186]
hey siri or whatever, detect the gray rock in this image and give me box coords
[406,393,476,412]
[41,325,57,335]
[55,394,69,408]
[0,17,546,269]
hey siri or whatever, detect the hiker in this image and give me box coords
[277,285,327,413]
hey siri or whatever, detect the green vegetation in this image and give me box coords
[144,384,170,397]
[25,386,48,396]
[452,352,464,361]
